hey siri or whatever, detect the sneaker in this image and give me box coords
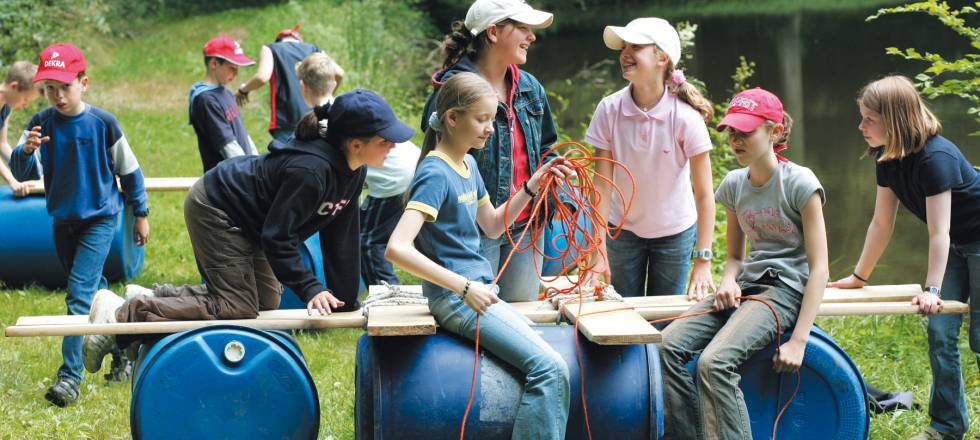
[82,290,124,373]
[44,378,79,407]
[124,284,155,301]
[104,348,133,383]
[910,427,963,440]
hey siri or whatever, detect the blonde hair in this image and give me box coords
[858,75,941,161]
[654,46,713,122]
[418,72,496,166]
[295,52,341,98]
[5,61,38,91]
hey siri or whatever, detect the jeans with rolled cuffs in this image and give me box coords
[425,282,570,440]
[925,239,980,437]
[607,223,697,297]
[660,273,803,440]
[53,214,119,384]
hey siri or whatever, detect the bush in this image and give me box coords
[869,0,980,133]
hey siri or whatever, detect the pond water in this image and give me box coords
[524,5,976,285]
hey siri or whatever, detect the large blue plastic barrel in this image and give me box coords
[689,326,869,439]
[542,206,592,277]
[130,325,319,439]
[355,324,665,440]
[0,186,143,288]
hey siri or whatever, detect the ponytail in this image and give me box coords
[664,62,714,122]
[294,103,332,141]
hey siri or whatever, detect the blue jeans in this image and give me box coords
[607,223,697,297]
[481,232,544,302]
[927,239,980,437]
[427,291,570,439]
[53,215,119,383]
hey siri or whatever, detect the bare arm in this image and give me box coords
[714,209,745,310]
[236,46,274,105]
[0,116,11,162]
[828,186,899,287]
[774,192,829,372]
[910,190,952,315]
[687,151,716,299]
[385,210,499,313]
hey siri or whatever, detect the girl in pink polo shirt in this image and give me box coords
[586,17,716,299]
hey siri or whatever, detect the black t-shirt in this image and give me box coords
[267,41,320,134]
[875,135,980,244]
[190,87,253,173]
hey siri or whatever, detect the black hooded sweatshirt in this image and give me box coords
[204,137,364,310]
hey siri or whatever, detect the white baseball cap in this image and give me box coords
[603,17,681,66]
[465,0,554,36]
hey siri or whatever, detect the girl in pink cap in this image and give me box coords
[659,88,828,439]
[586,17,716,300]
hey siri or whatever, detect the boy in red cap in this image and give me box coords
[8,43,150,407]
[0,61,41,196]
[189,36,257,173]
[235,25,323,142]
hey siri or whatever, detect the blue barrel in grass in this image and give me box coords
[130,325,319,439]
[688,326,869,439]
[0,186,143,288]
[277,231,366,309]
[355,324,665,440]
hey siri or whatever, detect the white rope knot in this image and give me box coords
[548,282,623,310]
[361,281,428,316]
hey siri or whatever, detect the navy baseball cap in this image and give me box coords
[327,90,414,143]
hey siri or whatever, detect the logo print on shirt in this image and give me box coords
[317,199,350,216]
[457,191,477,204]
[739,207,799,246]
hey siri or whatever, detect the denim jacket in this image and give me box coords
[422,56,559,210]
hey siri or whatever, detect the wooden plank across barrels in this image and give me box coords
[26,177,199,195]
[5,280,970,342]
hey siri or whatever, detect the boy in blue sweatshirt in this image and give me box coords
[9,43,150,407]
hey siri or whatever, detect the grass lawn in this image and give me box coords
[1,1,977,439]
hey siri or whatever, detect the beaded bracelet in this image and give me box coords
[461,281,472,299]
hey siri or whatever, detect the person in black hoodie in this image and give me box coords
[81,90,414,373]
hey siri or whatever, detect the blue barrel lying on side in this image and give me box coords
[688,326,869,440]
[130,325,319,439]
[277,231,367,309]
[0,187,143,288]
[355,324,665,440]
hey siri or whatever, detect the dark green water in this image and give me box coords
[525,6,975,284]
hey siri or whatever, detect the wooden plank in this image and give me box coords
[561,301,661,345]
[25,177,199,195]
[822,285,921,303]
[510,301,560,323]
[633,300,971,322]
[366,305,436,336]
[5,310,365,337]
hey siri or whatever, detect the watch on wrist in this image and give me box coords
[692,248,713,261]
[923,286,940,296]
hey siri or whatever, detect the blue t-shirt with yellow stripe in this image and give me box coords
[407,151,492,297]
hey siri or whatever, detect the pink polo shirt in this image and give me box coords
[586,85,712,238]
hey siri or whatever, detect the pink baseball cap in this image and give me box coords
[717,88,784,132]
[203,36,255,66]
[33,43,87,84]
[276,24,303,42]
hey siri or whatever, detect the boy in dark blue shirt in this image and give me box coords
[189,36,257,173]
[9,43,150,407]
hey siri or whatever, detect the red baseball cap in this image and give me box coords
[33,43,87,84]
[717,88,784,132]
[276,24,303,42]
[203,36,255,66]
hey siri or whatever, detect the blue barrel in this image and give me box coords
[278,231,367,309]
[355,325,665,440]
[130,325,319,439]
[0,186,143,288]
[688,327,869,439]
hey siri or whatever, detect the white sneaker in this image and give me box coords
[83,290,124,373]
[124,284,155,301]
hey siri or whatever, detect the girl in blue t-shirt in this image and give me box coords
[830,75,980,440]
[386,72,571,439]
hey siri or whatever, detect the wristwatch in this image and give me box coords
[923,286,940,296]
[692,248,713,261]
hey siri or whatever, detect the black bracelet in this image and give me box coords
[522,180,537,198]
[461,281,471,299]
[852,272,868,283]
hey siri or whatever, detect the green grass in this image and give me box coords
[1,0,978,438]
